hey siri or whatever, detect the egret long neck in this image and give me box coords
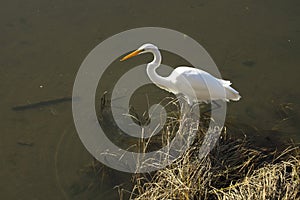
[146,49,171,89]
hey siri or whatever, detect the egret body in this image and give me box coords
[121,43,241,105]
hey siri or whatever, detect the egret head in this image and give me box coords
[120,43,158,61]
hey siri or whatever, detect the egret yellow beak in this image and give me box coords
[120,49,143,61]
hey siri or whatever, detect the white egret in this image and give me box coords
[120,43,241,105]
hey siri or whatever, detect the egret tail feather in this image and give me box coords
[225,86,241,101]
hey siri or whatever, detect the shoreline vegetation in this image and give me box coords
[89,98,299,200]
[127,135,299,199]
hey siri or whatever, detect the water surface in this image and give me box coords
[1,0,299,199]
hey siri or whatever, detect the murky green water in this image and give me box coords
[1,0,300,199]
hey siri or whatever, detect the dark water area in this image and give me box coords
[1,0,300,199]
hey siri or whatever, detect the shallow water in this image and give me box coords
[1,0,300,199]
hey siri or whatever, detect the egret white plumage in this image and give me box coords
[120,43,241,105]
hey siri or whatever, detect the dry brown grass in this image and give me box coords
[127,134,299,200]
[213,155,299,200]
[96,95,299,199]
